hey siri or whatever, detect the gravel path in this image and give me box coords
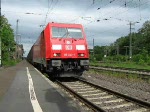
[82,70,150,103]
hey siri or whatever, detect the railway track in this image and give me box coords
[56,78,150,112]
[90,66,150,77]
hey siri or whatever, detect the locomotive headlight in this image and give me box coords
[54,53,57,57]
[80,53,84,56]
[53,53,61,57]
[78,53,84,57]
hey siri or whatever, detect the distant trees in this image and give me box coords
[0,15,16,65]
[138,21,150,52]
[113,20,150,56]
[94,46,105,61]
[92,20,150,64]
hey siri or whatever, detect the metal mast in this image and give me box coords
[16,19,19,44]
[128,21,139,59]
[93,38,94,56]
[0,0,2,67]
[129,22,132,59]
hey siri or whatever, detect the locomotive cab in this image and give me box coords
[46,23,89,77]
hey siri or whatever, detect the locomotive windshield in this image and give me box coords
[52,27,83,38]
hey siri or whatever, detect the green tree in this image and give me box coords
[0,15,15,65]
[138,21,150,53]
[94,46,105,61]
[101,20,150,63]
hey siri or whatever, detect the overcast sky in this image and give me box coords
[1,0,150,56]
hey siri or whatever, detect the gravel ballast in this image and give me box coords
[82,70,150,103]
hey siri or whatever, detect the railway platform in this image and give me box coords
[0,60,80,112]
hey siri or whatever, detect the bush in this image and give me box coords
[132,49,149,64]
[102,55,126,62]
[147,57,150,65]
[95,54,103,61]
[89,55,96,62]
[3,60,16,67]
[138,59,145,65]
[2,59,21,67]
[132,54,143,63]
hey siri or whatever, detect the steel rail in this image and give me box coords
[78,77,150,108]
[56,80,106,112]
[90,66,150,77]
[56,78,150,112]
[93,62,150,72]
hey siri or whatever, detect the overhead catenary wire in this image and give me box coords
[84,0,150,27]
[71,0,120,23]
[83,0,150,34]
[138,0,141,20]
[43,0,59,26]
[97,0,117,10]
[2,0,150,48]
[97,0,134,18]
[82,0,133,27]
[44,0,53,26]
[87,0,134,25]
[2,10,43,15]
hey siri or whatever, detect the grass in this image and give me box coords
[2,59,21,67]
[90,61,150,70]
[89,69,150,83]
[43,73,49,78]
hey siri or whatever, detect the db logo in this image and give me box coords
[65,45,72,50]
[66,41,71,44]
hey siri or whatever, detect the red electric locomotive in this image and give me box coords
[27,22,89,77]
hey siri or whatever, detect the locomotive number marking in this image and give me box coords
[64,53,75,56]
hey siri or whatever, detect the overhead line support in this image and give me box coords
[0,0,2,67]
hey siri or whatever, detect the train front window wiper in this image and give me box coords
[60,28,72,39]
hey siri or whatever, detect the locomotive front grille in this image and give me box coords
[80,60,89,66]
[52,60,61,66]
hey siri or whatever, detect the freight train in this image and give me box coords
[27,22,89,77]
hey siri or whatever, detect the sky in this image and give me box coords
[1,0,150,56]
